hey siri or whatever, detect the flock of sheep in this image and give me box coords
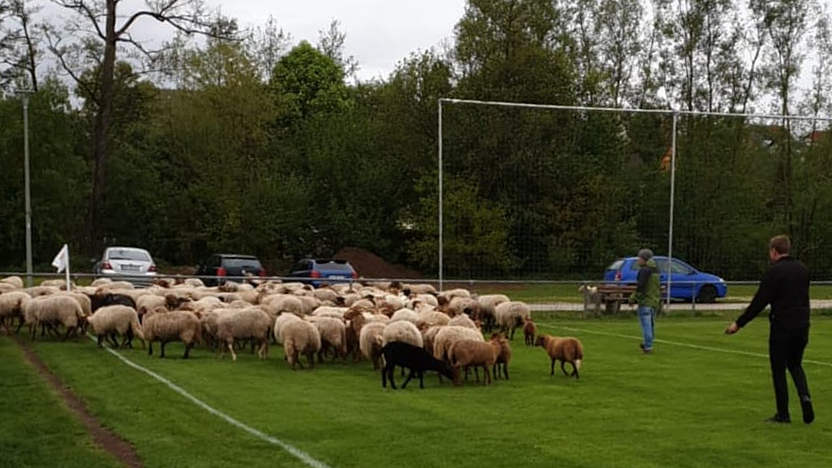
[0,275,584,388]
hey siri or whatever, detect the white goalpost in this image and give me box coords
[437,97,832,304]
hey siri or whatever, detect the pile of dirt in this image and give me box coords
[334,247,422,280]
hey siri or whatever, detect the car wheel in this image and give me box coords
[696,285,717,304]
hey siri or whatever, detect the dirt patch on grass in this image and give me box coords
[334,247,423,279]
[13,336,143,468]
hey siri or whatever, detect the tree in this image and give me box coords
[317,19,358,79]
[0,0,40,92]
[47,0,225,251]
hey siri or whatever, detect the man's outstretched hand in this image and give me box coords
[725,321,739,335]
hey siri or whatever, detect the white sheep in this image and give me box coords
[495,301,532,340]
[1,275,24,289]
[359,322,387,370]
[417,310,450,329]
[308,316,347,361]
[273,312,302,345]
[24,295,84,340]
[382,320,423,348]
[448,314,479,330]
[87,305,144,348]
[0,291,31,334]
[432,325,484,362]
[143,310,201,358]
[403,283,438,295]
[216,307,272,361]
[389,308,420,325]
[136,295,167,320]
[281,319,322,369]
[477,294,510,331]
[24,286,60,297]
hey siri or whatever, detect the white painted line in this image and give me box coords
[87,335,331,468]
[539,325,832,368]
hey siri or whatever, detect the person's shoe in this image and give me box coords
[639,343,645,350]
[765,414,791,424]
[801,396,815,424]
[641,346,653,354]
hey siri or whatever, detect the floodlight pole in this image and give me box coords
[667,112,678,308]
[438,99,444,292]
[19,91,33,287]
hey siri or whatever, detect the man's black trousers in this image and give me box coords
[769,325,811,418]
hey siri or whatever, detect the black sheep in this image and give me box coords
[380,341,456,389]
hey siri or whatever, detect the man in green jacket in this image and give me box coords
[629,248,661,353]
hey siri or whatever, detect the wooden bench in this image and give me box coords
[582,283,667,316]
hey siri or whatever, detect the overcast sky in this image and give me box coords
[207,0,467,81]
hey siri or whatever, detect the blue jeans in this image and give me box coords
[638,306,655,350]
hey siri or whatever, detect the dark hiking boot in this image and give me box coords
[765,414,791,424]
[801,396,815,424]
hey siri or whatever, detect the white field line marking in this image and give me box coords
[539,325,832,368]
[87,335,331,468]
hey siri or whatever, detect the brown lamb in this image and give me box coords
[536,335,584,379]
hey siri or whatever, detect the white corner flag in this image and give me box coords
[51,244,71,290]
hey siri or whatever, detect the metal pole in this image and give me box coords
[23,94,33,288]
[667,112,678,309]
[438,99,443,291]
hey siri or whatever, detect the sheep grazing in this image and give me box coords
[136,295,166,321]
[0,291,31,334]
[448,339,499,385]
[90,292,136,313]
[489,333,512,380]
[216,308,272,361]
[523,318,537,346]
[536,335,584,379]
[143,310,202,359]
[476,294,510,331]
[281,320,322,370]
[309,317,347,362]
[403,283,438,296]
[447,296,479,319]
[24,286,60,297]
[273,312,302,345]
[389,308,420,325]
[382,320,423,348]
[87,305,144,348]
[24,295,85,341]
[432,326,485,362]
[359,322,387,370]
[1,275,24,289]
[380,341,456,389]
[448,314,479,330]
[494,301,531,340]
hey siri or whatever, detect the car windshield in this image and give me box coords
[223,258,262,269]
[607,260,624,271]
[108,249,150,261]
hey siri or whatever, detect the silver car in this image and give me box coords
[94,247,157,285]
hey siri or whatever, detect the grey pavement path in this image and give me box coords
[530,300,832,312]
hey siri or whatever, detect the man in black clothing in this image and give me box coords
[725,235,814,424]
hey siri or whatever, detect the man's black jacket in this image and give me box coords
[736,256,810,331]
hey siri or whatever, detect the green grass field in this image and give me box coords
[3,316,831,468]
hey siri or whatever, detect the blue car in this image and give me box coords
[288,258,358,287]
[604,256,727,302]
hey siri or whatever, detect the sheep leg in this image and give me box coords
[561,361,568,376]
[148,341,153,355]
[387,366,397,389]
[15,317,25,334]
[228,342,237,361]
[108,333,119,348]
[550,358,556,376]
[62,326,74,341]
[474,366,480,382]
[571,363,579,379]
[160,341,167,358]
[184,343,193,359]
[419,371,425,389]
[96,334,104,348]
[484,365,491,385]
[503,363,509,380]
[401,369,415,389]
[307,352,315,369]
